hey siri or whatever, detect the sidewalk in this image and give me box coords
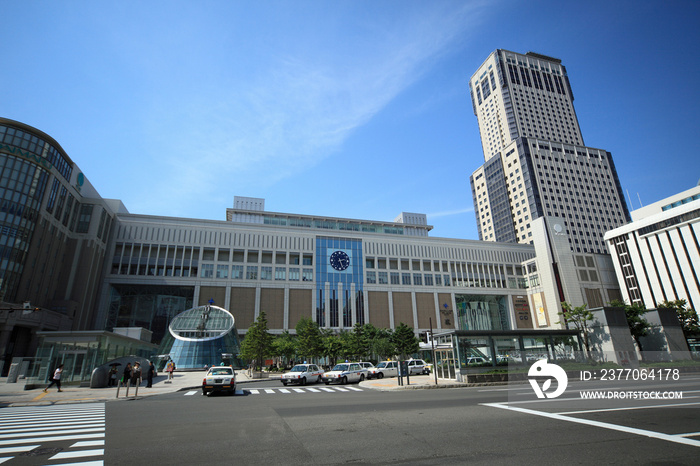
[0,372,468,407]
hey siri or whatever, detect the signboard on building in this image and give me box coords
[512,295,533,329]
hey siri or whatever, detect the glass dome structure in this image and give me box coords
[157,304,242,369]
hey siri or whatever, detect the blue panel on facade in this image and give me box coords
[316,237,364,328]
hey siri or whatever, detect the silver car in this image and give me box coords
[322,363,367,385]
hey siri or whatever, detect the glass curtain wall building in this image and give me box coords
[157,304,242,369]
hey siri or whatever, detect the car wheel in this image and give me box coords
[359,374,365,383]
[324,382,330,385]
[316,376,322,384]
[342,376,347,385]
[282,381,288,386]
[378,372,384,379]
[202,390,207,396]
[301,377,306,386]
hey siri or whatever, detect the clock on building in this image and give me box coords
[329,250,350,271]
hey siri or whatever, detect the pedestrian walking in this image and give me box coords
[146,361,155,387]
[166,359,175,382]
[122,362,132,386]
[44,364,64,392]
[131,362,142,387]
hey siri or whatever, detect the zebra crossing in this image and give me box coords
[0,402,105,465]
[186,385,365,396]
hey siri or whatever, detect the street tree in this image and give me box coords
[558,302,594,357]
[391,322,420,360]
[609,300,652,356]
[295,317,323,362]
[321,328,343,367]
[272,331,297,367]
[350,323,369,360]
[658,299,700,336]
[364,324,394,361]
[239,311,273,371]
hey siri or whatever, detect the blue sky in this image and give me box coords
[2,1,699,239]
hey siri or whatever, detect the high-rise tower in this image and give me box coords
[469,50,630,254]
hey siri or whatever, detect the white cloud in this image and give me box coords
[427,207,475,219]
[133,2,490,216]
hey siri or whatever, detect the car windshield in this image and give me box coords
[332,364,349,371]
[290,365,308,372]
[209,368,232,375]
[377,362,388,368]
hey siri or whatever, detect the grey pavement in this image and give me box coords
[0,371,469,407]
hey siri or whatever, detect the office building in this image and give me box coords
[468,50,630,252]
[0,118,123,374]
[605,184,700,311]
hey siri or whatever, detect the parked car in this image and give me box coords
[322,362,367,385]
[358,362,376,376]
[406,359,430,375]
[280,364,324,386]
[466,357,487,365]
[202,366,236,396]
[369,361,398,379]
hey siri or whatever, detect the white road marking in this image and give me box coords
[557,401,700,415]
[0,423,104,435]
[264,389,275,394]
[0,432,105,446]
[71,440,105,448]
[52,461,104,466]
[319,387,335,392]
[184,391,198,396]
[0,445,40,454]
[346,387,363,391]
[0,427,104,440]
[305,388,321,392]
[293,388,305,393]
[332,387,349,392]
[483,402,700,448]
[50,449,104,460]
[249,389,260,394]
[0,418,105,430]
[279,389,291,394]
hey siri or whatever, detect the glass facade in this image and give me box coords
[157,305,242,369]
[24,331,158,387]
[315,237,365,327]
[455,294,509,331]
[105,285,194,344]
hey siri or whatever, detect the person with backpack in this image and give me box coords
[44,364,64,392]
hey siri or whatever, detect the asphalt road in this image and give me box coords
[102,377,700,465]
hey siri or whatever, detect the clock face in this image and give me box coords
[329,250,350,271]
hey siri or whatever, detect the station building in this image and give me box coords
[98,196,543,344]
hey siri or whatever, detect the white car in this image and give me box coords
[406,359,430,375]
[322,362,367,385]
[280,364,324,386]
[358,362,376,376]
[368,361,398,379]
[202,366,236,396]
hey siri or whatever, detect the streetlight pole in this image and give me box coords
[429,317,437,385]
